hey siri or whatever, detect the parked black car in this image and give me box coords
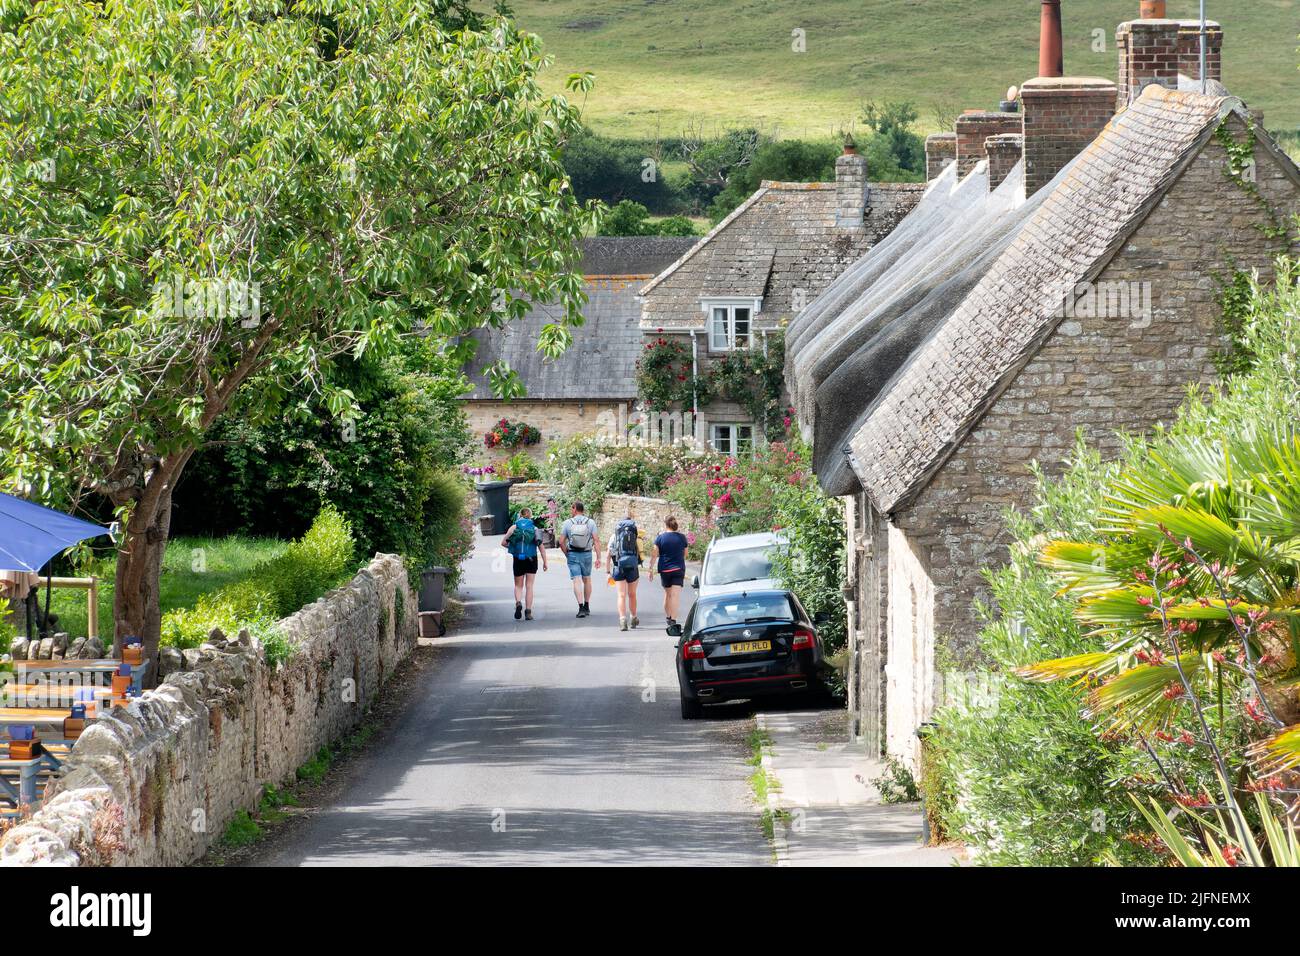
[675,589,828,719]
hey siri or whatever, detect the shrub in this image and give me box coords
[162,506,358,658]
[417,471,473,591]
[544,437,701,512]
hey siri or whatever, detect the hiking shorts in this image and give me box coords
[566,549,593,579]
[659,569,685,589]
[512,556,539,578]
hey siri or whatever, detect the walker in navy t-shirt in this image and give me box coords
[654,531,689,586]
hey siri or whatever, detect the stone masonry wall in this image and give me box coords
[467,400,629,459]
[882,122,1299,763]
[598,494,703,552]
[0,554,418,866]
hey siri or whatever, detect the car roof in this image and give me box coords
[707,531,787,554]
[694,588,794,605]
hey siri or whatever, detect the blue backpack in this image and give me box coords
[510,518,538,559]
[614,519,639,570]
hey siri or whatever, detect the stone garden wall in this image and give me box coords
[598,494,701,546]
[0,554,418,866]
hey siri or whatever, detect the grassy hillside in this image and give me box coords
[505,0,1299,138]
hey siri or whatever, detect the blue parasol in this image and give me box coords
[0,492,111,573]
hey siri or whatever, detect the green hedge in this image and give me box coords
[161,507,357,663]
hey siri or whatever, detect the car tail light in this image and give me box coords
[791,627,815,651]
[683,639,706,660]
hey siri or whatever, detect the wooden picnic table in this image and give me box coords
[0,742,70,806]
[8,659,149,693]
[0,755,46,806]
[0,708,86,729]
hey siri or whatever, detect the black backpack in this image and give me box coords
[614,520,639,568]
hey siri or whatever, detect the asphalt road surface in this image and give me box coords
[259,538,771,866]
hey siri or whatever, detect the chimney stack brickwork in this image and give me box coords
[985,134,1024,192]
[1020,77,1118,197]
[1117,19,1223,108]
[835,149,869,229]
[925,133,957,181]
[955,112,1022,179]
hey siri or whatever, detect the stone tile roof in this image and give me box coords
[640,181,926,330]
[790,160,1049,497]
[463,237,694,401]
[846,86,1245,513]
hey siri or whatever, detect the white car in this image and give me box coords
[693,532,789,598]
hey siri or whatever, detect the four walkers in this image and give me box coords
[500,500,692,634]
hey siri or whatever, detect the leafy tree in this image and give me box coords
[562,127,683,212]
[0,0,595,666]
[707,139,838,221]
[861,100,925,175]
[596,200,697,237]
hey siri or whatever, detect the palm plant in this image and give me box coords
[1018,425,1300,862]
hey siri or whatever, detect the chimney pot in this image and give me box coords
[1139,1,1167,18]
[1039,1,1064,78]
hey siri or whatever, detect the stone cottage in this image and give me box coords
[787,3,1300,769]
[637,151,926,455]
[462,236,695,453]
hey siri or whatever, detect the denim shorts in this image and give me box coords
[566,549,593,579]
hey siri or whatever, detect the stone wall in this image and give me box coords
[466,400,629,459]
[598,495,700,552]
[0,554,418,866]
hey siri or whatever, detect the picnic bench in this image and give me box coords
[0,684,113,709]
[0,744,68,807]
[7,659,149,694]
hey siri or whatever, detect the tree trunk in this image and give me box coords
[112,475,178,687]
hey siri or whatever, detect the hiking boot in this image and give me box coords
[514,602,523,621]
[577,604,589,618]
[524,609,533,621]
[620,617,629,631]
[630,615,639,629]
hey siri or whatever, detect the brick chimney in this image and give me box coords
[985,133,1023,192]
[1019,2,1115,197]
[925,132,956,180]
[955,112,1021,179]
[1117,5,1223,108]
[835,134,869,229]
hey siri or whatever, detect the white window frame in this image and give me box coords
[710,423,755,457]
[702,297,761,352]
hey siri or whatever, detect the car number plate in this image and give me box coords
[728,640,771,654]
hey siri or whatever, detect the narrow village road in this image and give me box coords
[259,538,772,866]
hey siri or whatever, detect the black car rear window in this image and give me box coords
[694,594,795,630]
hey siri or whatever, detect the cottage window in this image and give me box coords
[708,304,753,351]
[710,423,754,457]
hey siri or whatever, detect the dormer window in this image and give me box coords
[703,298,761,351]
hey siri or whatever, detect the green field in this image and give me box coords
[505,0,1300,138]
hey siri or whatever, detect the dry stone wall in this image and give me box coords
[0,554,417,866]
